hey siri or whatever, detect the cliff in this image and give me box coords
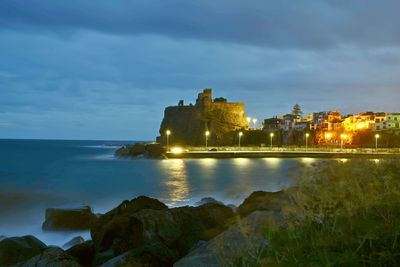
[157,89,249,146]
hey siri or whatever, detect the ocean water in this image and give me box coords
[0,139,316,246]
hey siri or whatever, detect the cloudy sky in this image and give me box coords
[1,0,400,140]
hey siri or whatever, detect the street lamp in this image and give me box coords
[305,133,310,151]
[340,133,347,151]
[246,117,251,128]
[270,132,274,149]
[205,131,210,149]
[238,132,243,148]
[375,134,380,152]
[252,118,258,129]
[166,130,171,150]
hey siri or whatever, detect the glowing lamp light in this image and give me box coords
[270,132,274,137]
[356,123,366,129]
[324,133,333,139]
[239,132,243,137]
[305,133,310,138]
[246,117,251,123]
[205,131,210,136]
[375,134,380,139]
[340,133,348,139]
[170,147,184,154]
[166,130,171,135]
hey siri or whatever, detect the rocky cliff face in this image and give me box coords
[158,89,249,146]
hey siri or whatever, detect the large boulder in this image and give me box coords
[0,235,47,266]
[67,241,96,267]
[62,236,85,250]
[194,197,224,207]
[42,206,98,231]
[237,191,288,217]
[100,241,177,267]
[91,196,169,253]
[174,211,276,267]
[19,247,82,267]
[91,198,234,265]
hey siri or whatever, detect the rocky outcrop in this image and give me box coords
[91,196,169,253]
[19,247,82,267]
[116,142,165,158]
[158,89,249,146]
[0,235,47,266]
[237,191,288,217]
[42,206,98,231]
[90,196,234,266]
[174,211,274,267]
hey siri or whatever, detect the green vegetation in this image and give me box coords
[265,159,400,266]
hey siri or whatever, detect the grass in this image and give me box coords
[263,158,400,266]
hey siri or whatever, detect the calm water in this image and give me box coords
[0,139,317,246]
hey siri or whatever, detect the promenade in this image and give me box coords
[165,147,400,159]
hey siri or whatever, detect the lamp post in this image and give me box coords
[375,134,380,152]
[166,130,171,150]
[238,132,243,148]
[205,131,210,149]
[305,133,310,151]
[340,133,347,151]
[270,132,274,149]
[252,118,258,129]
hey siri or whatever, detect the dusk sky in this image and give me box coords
[1,1,400,140]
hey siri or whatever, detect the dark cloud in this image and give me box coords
[0,1,400,139]
[1,0,400,49]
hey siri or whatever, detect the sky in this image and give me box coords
[1,0,400,140]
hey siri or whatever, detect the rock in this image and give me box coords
[91,196,168,252]
[19,247,82,267]
[0,235,47,266]
[144,143,165,158]
[194,197,224,207]
[62,236,85,250]
[92,249,115,267]
[91,199,234,261]
[116,143,146,157]
[100,241,177,267]
[157,89,249,146]
[174,211,276,267]
[237,191,288,217]
[125,203,234,257]
[116,143,165,158]
[42,206,98,231]
[67,240,95,267]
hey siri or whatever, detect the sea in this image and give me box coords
[0,139,319,247]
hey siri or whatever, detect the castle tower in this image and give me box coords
[196,88,212,106]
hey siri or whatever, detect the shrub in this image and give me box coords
[266,159,400,266]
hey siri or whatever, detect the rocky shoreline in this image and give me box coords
[0,190,289,267]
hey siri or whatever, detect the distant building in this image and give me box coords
[263,117,283,131]
[375,113,400,131]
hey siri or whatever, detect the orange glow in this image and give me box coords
[356,122,366,129]
[324,132,333,139]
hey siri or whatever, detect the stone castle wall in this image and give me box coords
[157,89,249,146]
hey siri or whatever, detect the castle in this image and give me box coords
[157,89,249,146]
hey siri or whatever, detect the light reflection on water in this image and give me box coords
[263,157,282,168]
[159,159,189,205]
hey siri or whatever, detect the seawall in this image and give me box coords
[166,151,399,159]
